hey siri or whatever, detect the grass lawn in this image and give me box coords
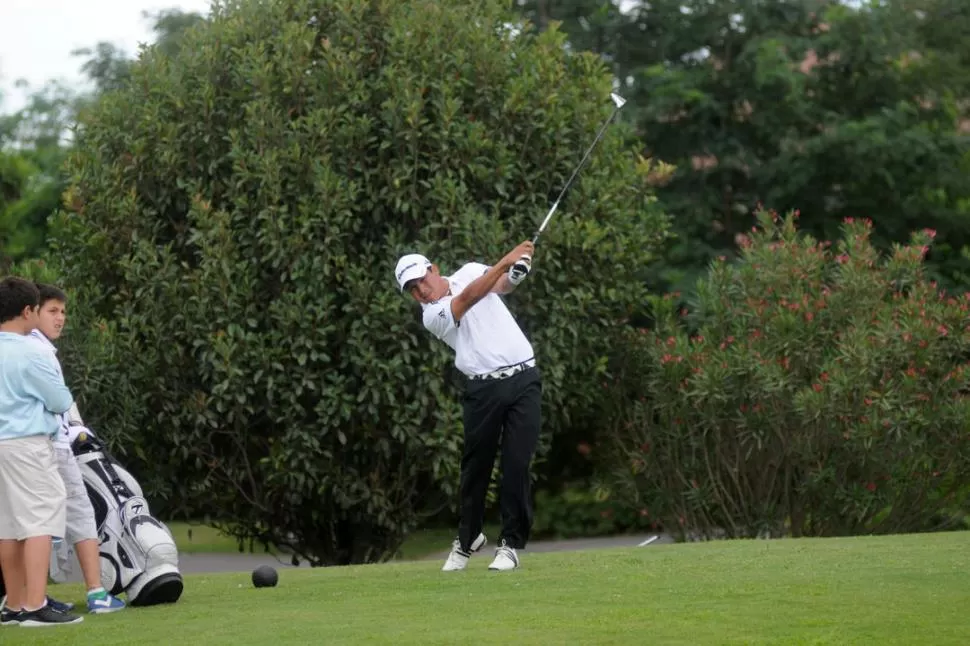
[6,531,968,645]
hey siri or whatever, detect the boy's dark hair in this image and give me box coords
[35,283,67,307]
[0,277,40,324]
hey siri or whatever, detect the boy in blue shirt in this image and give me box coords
[0,277,82,627]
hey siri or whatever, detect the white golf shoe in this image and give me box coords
[487,540,519,571]
[441,532,487,571]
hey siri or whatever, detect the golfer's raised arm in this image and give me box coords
[451,242,533,321]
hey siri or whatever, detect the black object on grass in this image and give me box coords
[252,565,279,588]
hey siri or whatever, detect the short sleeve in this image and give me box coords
[423,297,458,339]
[454,262,490,283]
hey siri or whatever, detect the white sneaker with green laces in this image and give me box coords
[441,532,487,571]
[488,540,519,571]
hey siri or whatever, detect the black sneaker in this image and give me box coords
[46,595,75,612]
[1,606,23,626]
[18,605,83,627]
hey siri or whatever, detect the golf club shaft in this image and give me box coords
[532,102,624,245]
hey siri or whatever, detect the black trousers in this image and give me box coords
[457,366,542,552]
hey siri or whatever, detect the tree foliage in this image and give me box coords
[513,0,970,294]
[52,0,668,564]
[604,211,970,539]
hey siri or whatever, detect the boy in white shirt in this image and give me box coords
[27,284,125,614]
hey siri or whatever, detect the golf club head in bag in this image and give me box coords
[509,92,627,281]
[72,431,184,606]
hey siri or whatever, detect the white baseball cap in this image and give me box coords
[394,253,432,291]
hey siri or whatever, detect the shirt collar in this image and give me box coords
[29,328,57,353]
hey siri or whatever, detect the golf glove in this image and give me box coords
[509,255,532,285]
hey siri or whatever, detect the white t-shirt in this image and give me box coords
[26,329,77,447]
[421,262,535,378]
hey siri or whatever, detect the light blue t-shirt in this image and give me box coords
[0,331,75,442]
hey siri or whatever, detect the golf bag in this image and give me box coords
[66,430,184,606]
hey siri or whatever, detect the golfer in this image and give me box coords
[395,240,541,572]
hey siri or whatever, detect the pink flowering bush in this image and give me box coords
[604,210,970,539]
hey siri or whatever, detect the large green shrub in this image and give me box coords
[603,211,970,540]
[50,0,668,564]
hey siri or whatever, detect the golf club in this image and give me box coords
[509,92,627,282]
[532,92,627,245]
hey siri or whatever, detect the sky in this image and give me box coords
[0,0,213,114]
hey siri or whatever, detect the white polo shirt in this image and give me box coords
[421,262,534,378]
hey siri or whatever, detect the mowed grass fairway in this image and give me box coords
[6,532,968,645]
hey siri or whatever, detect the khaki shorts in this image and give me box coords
[0,435,66,540]
[54,447,99,543]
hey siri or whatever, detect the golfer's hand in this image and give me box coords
[503,241,534,268]
[506,241,534,285]
[509,257,531,285]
